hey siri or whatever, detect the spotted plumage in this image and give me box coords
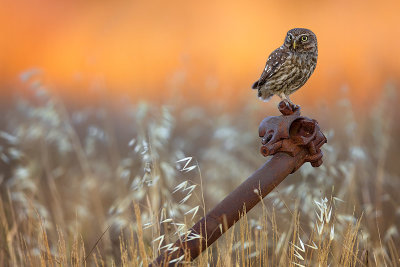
[252,28,318,103]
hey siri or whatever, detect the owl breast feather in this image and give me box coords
[264,52,316,95]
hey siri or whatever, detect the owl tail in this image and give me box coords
[252,80,259,89]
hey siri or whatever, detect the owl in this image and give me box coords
[252,28,318,104]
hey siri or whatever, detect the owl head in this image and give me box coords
[284,28,317,53]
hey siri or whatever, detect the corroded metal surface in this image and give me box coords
[150,101,327,266]
[259,101,326,172]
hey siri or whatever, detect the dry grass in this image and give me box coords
[0,72,399,266]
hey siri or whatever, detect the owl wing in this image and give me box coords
[252,47,289,89]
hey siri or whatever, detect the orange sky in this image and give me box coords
[1,0,399,106]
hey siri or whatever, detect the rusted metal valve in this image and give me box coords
[259,101,327,172]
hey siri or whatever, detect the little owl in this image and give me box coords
[252,28,318,104]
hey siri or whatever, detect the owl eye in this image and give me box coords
[301,35,308,42]
[287,35,292,41]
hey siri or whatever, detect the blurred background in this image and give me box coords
[1,0,400,266]
[1,0,400,106]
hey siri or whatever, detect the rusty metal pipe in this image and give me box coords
[151,151,307,266]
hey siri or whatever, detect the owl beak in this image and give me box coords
[293,40,296,50]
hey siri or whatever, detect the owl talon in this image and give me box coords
[283,98,299,111]
[278,100,300,115]
[283,99,294,107]
[288,102,300,112]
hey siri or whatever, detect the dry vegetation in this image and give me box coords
[0,72,399,266]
